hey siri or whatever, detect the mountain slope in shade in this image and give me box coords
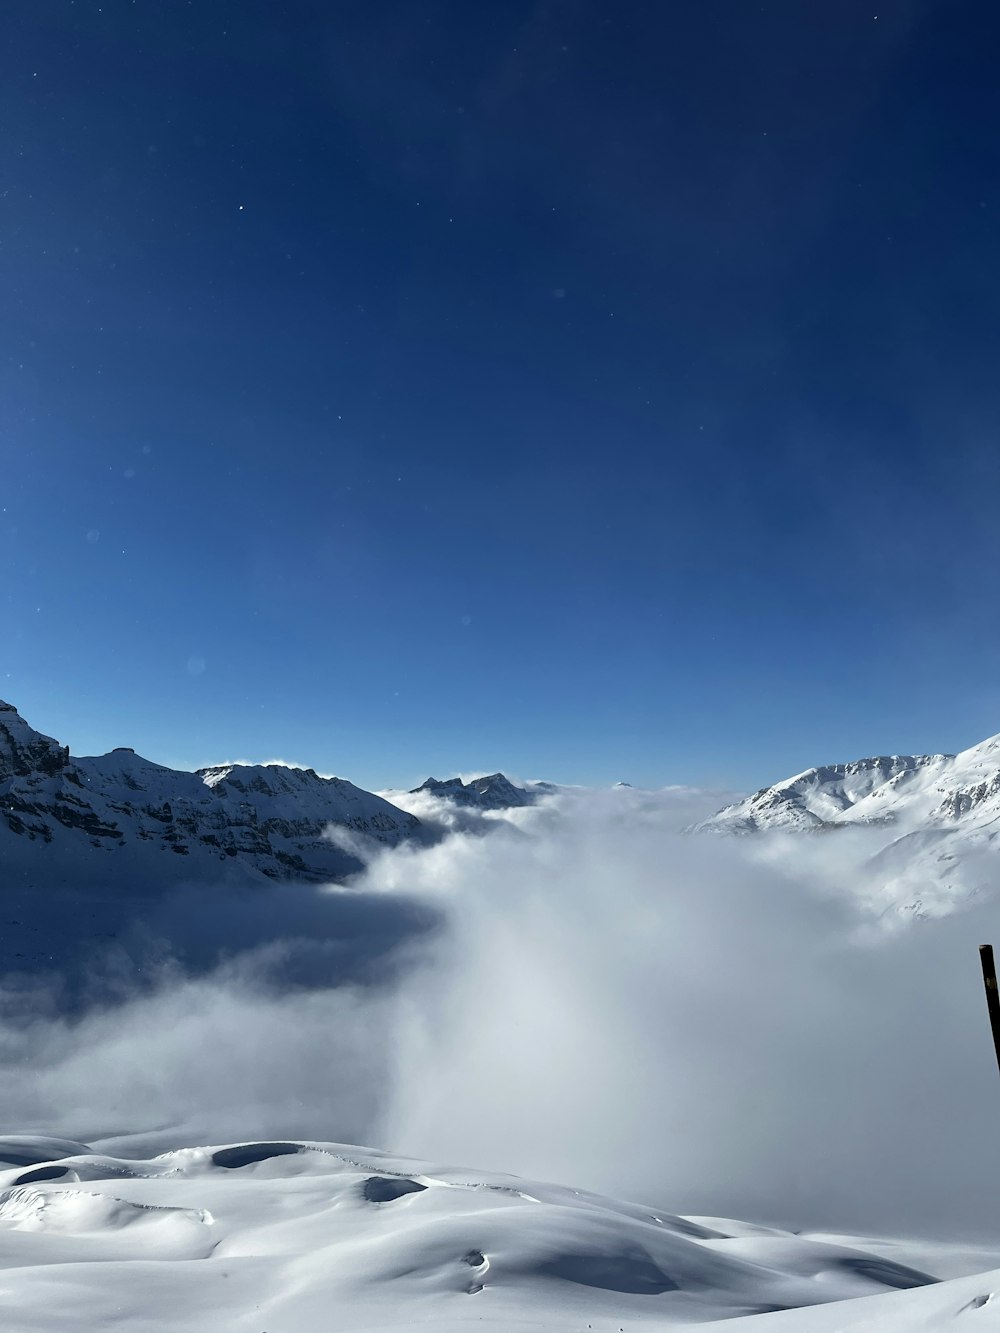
[696,732,1000,917]
[0,700,421,888]
[4,1133,993,1333]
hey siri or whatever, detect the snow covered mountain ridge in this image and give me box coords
[694,736,1000,835]
[695,730,1000,917]
[0,700,421,887]
[409,772,538,809]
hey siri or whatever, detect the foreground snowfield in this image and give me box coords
[1,1135,998,1332]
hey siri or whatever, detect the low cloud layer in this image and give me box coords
[2,785,998,1241]
[361,792,1000,1238]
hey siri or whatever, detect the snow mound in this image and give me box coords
[0,1134,991,1331]
[0,1136,93,1167]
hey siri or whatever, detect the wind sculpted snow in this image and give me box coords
[6,1135,996,1333]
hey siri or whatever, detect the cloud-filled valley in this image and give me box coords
[4,776,1000,1249]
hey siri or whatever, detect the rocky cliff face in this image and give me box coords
[0,702,422,886]
[0,701,70,781]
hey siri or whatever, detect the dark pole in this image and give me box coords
[980,945,1000,1077]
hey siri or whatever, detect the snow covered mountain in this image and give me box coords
[410,772,536,810]
[696,732,1000,915]
[696,752,953,835]
[694,735,1000,836]
[0,700,421,888]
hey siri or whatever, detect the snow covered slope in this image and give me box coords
[4,1133,995,1333]
[0,701,421,888]
[696,752,955,835]
[410,772,537,809]
[695,732,1000,916]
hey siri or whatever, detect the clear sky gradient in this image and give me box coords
[4,0,1000,790]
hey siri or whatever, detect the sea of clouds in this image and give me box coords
[2,783,999,1241]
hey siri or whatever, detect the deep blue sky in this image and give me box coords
[3,0,1000,790]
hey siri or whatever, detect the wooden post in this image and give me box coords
[980,945,1000,1077]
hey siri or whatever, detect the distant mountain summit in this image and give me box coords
[410,773,534,810]
[0,700,421,887]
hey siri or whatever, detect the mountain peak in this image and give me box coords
[411,772,533,810]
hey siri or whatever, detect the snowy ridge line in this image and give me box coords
[0,699,421,886]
